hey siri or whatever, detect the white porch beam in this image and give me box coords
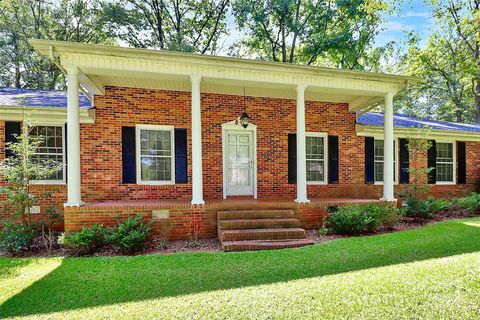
[382,92,395,202]
[295,84,309,204]
[191,75,205,205]
[78,73,105,95]
[64,66,84,207]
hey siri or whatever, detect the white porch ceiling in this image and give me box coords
[29,40,416,111]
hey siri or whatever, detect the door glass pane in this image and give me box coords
[237,145,249,164]
[239,135,249,143]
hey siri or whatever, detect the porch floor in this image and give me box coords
[84,197,381,209]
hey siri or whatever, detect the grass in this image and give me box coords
[1,218,480,319]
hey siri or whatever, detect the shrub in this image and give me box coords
[58,224,107,255]
[365,203,401,230]
[404,196,451,219]
[106,215,152,254]
[452,193,480,213]
[328,204,380,234]
[328,203,401,234]
[0,221,36,254]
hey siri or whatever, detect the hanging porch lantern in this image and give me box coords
[239,112,251,129]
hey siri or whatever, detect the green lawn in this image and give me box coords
[1,218,480,319]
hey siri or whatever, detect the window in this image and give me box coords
[306,133,327,184]
[374,139,397,183]
[436,142,455,183]
[29,125,65,183]
[136,125,175,185]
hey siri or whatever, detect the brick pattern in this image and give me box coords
[1,85,480,237]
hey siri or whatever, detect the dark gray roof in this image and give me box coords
[0,88,92,109]
[358,112,480,133]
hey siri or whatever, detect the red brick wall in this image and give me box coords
[1,86,480,234]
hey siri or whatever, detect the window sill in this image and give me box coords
[435,182,456,186]
[137,181,175,186]
[30,181,66,186]
[307,181,328,185]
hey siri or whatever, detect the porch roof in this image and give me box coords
[29,39,416,111]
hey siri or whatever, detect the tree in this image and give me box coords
[431,0,480,122]
[0,0,115,90]
[231,0,385,66]
[103,0,230,54]
[399,29,476,123]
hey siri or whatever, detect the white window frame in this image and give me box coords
[373,138,398,185]
[435,140,456,185]
[305,132,328,185]
[29,123,66,185]
[135,124,175,185]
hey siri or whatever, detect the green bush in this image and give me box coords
[58,224,107,255]
[328,203,401,234]
[106,215,152,254]
[0,221,36,254]
[404,196,451,219]
[452,193,480,213]
[328,204,380,234]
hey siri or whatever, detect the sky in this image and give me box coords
[376,0,437,48]
[222,0,436,55]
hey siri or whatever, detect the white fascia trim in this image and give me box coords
[305,132,328,185]
[356,124,480,142]
[0,106,95,124]
[135,124,175,186]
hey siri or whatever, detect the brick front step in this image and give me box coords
[218,210,294,220]
[220,228,306,241]
[222,239,315,252]
[219,218,301,230]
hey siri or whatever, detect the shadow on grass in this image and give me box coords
[1,218,480,318]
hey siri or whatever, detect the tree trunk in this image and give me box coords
[476,82,480,124]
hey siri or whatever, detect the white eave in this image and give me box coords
[356,124,480,141]
[29,39,417,111]
[0,105,95,124]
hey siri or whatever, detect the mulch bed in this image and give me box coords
[2,208,478,258]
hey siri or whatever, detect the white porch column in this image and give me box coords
[191,75,205,205]
[64,66,84,207]
[295,84,309,203]
[382,92,395,202]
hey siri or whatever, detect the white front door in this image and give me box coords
[225,131,254,196]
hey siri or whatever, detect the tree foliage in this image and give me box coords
[104,0,230,53]
[0,0,115,89]
[231,0,385,67]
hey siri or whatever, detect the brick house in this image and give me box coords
[1,40,479,250]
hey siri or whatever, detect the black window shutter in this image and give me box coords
[122,127,136,184]
[365,137,375,184]
[427,140,436,184]
[64,124,68,183]
[399,138,409,184]
[5,121,22,158]
[457,141,466,184]
[288,133,297,184]
[174,128,188,183]
[328,135,339,184]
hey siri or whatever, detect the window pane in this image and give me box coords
[141,129,171,156]
[29,125,64,181]
[436,143,453,161]
[139,128,173,182]
[141,156,171,181]
[436,163,453,182]
[306,136,325,182]
[436,143,454,182]
[307,160,324,182]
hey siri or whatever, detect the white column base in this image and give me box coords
[64,201,85,207]
[294,198,310,204]
[191,199,205,206]
[380,197,397,202]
